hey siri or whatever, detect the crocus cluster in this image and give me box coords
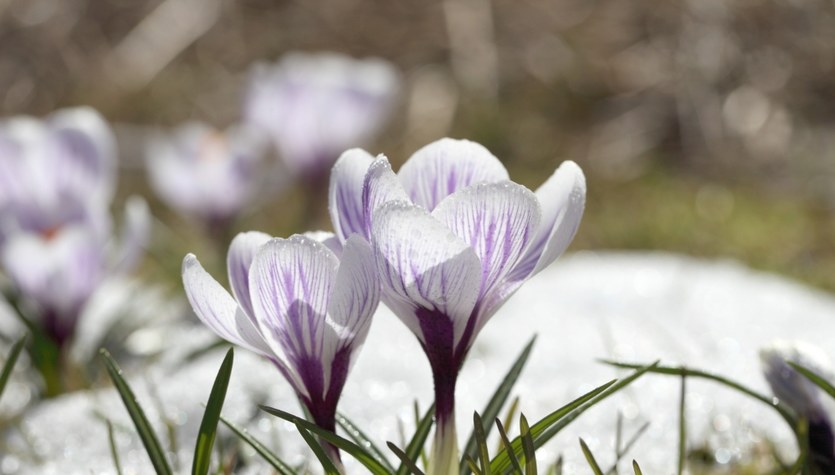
[182,137,585,473]
[761,341,835,472]
[244,52,399,179]
[0,107,149,348]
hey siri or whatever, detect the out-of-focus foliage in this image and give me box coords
[2,0,835,289]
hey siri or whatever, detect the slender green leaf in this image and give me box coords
[336,412,395,472]
[464,455,482,475]
[461,336,536,474]
[789,362,835,400]
[219,414,297,474]
[677,375,686,475]
[492,362,657,473]
[106,419,123,475]
[602,360,796,425]
[192,348,234,475]
[260,405,390,475]
[579,438,603,475]
[100,349,173,475]
[0,335,26,401]
[295,423,340,474]
[387,441,426,475]
[472,412,491,475]
[396,403,435,475]
[631,460,643,475]
[520,415,536,475]
[495,418,523,474]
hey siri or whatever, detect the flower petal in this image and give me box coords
[227,231,272,318]
[432,181,540,305]
[327,235,380,347]
[509,161,586,282]
[371,201,481,347]
[328,149,375,242]
[113,196,150,274]
[398,138,509,211]
[248,235,338,363]
[182,254,271,357]
[361,155,410,232]
[303,230,343,257]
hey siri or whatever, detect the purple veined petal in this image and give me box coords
[326,235,379,348]
[361,155,410,234]
[328,148,376,242]
[508,161,586,282]
[113,196,150,274]
[303,230,343,257]
[227,231,273,319]
[182,254,272,357]
[48,107,117,204]
[432,181,540,320]
[248,235,339,369]
[371,201,481,348]
[398,138,509,211]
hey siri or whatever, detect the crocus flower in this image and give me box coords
[244,52,399,178]
[761,341,835,472]
[146,122,269,234]
[329,138,586,474]
[1,197,149,348]
[182,232,380,464]
[0,107,116,243]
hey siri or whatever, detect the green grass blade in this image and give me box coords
[461,336,536,474]
[0,335,25,402]
[387,441,427,475]
[295,423,340,474]
[219,414,297,474]
[495,418,523,474]
[472,412,491,475]
[579,438,603,475]
[464,455,482,475]
[396,403,435,475]
[677,375,686,475]
[520,415,537,475]
[336,412,395,472]
[492,362,657,473]
[192,348,234,475]
[106,419,123,475]
[100,349,173,475]
[632,460,643,475]
[260,405,390,475]
[789,362,835,400]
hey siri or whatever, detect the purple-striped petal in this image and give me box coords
[328,149,375,242]
[248,235,338,365]
[327,235,379,347]
[182,254,271,357]
[227,231,272,318]
[371,201,481,347]
[432,181,540,306]
[398,138,509,211]
[361,156,410,232]
[509,161,586,282]
[303,230,343,257]
[48,107,117,203]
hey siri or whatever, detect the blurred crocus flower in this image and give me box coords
[244,52,399,178]
[329,138,586,474]
[146,122,268,233]
[0,107,116,242]
[2,197,149,348]
[182,231,380,463]
[0,108,150,349]
[761,341,835,471]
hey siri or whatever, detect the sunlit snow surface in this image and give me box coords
[4,251,835,474]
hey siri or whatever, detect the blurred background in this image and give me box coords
[2,0,835,290]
